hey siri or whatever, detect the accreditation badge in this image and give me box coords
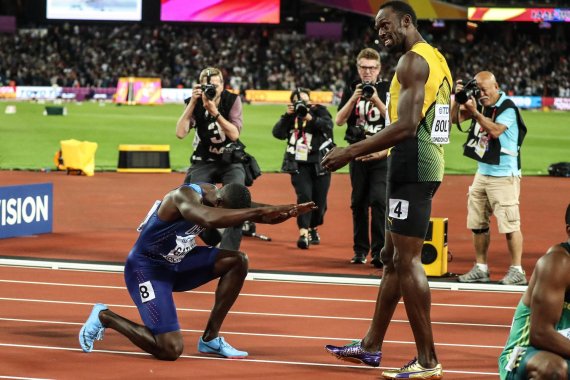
[295,143,309,161]
[474,128,489,158]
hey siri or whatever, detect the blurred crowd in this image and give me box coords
[0,22,568,97]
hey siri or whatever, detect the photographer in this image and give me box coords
[176,67,245,251]
[272,88,334,249]
[452,71,528,285]
[335,48,388,266]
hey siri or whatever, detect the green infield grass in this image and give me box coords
[0,101,567,175]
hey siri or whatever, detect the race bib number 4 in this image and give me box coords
[139,281,156,303]
[389,199,409,220]
[431,104,450,144]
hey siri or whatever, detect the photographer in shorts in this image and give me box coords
[272,88,334,249]
[335,48,388,266]
[176,67,245,251]
[452,71,528,285]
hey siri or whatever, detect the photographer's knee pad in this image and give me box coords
[471,228,489,235]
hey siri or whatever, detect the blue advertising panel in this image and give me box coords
[510,96,542,109]
[0,183,53,239]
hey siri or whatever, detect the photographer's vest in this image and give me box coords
[341,80,388,144]
[463,96,527,170]
[386,42,452,183]
[282,105,335,171]
[191,91,238,162]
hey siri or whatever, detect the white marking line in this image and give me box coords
[0,317,505,349]
[0,297,511,328]
[0,279,517,310]
[0,377,55,380]
[0,258,527,292]
[0,343,499,376]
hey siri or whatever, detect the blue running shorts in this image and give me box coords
[124,246,219,335]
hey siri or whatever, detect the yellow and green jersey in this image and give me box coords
[386,42,452,182]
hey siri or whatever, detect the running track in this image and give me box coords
[2,171,564,379]
[0,262,520,379]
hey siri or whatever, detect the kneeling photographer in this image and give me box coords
[272,88,334,249]
[452,71,528,286]
[175,67,246,251]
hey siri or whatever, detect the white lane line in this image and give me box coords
[0,279,517,310]
[0,377,55,380]
[0,342,499,376]
[0,259,527,292]
[0,297,511,328]
[0,317,506,349]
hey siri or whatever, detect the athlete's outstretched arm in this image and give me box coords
[161,187,315,229]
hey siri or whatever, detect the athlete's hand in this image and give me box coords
[295,202,317,216]
[256,202,317,224]
[254,204,294,224]
[321,147,352,172]
[356,149,388,162]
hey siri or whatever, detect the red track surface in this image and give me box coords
[1,171,569,379]
[1,171,568,278]
[0,266,517,379]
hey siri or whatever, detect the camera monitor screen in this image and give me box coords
[46,0,143,21]
[160,0,280,24]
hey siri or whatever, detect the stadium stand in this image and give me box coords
[0,2,568,97]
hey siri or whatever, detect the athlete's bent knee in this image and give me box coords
[529,355,568,380]
[471,228,489,235]
[235,251,249,270]
[155,340,184,361]
[538,365,567,380]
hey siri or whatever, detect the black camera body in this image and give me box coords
[456,79,481,104]
[201,84,217,100]
[361,81,375,100]
[294,100,309,117]
[222,142,246,164]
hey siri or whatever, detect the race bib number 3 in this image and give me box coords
[389,199,409,220]
[139,281,156,303]
[431,104,450,144]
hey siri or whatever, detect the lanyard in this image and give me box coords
[294,118,307,145]
[480,105,497,122]
[354,97,374,122]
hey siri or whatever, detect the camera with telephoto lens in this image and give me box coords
[201,83,217,100]
[361,81,375,100]
[455,79,481,104]
[222,142,246,164]
[293,99,309,117]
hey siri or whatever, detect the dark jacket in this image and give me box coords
[272,104,334,174]
[338,80,389,144]
[187,90,239,162]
